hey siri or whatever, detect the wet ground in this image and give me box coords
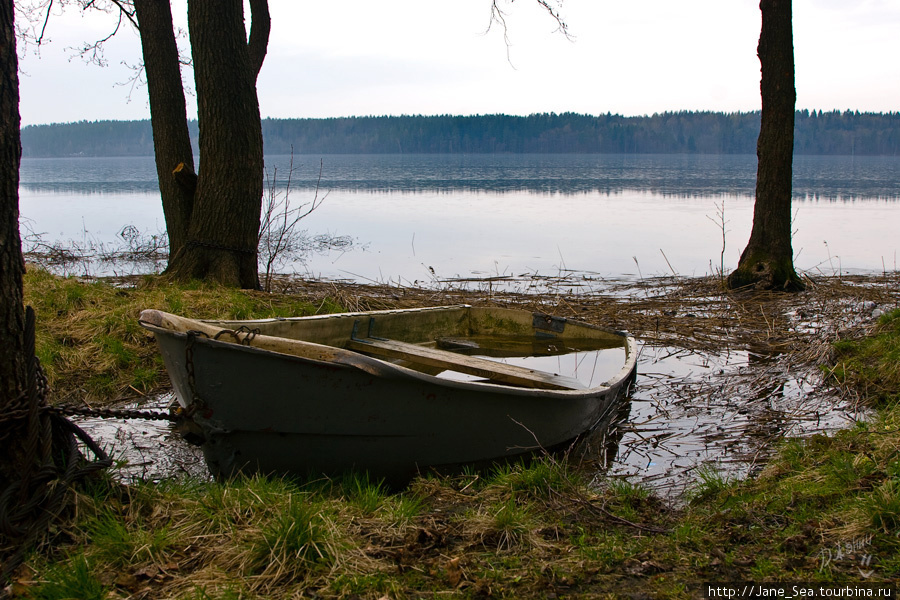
[73,393,209,484]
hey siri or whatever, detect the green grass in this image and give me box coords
[488,456,576,500]
[32,554,107,600]
[20,410,900,598]
[827,308,900,407]
[87,509,176,567]
[247,495,338,579]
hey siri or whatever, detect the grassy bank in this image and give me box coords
[10,270,900,598]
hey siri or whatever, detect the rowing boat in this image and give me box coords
[139,304,637,483]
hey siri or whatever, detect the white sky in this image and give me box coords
[16,0,900,126]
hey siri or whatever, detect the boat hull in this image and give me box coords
[143,305,637,483]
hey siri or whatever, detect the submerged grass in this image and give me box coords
[11,270,900,597]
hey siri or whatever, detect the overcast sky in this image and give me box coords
[16,0,900,126]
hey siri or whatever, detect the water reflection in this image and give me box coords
[608,344,862,497]
[19,154,900,199]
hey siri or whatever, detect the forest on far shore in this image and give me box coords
[20,110,900,157]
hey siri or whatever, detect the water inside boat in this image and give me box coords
[431,334,628,388]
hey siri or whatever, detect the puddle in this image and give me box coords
[601,344,864,497]
[72,392,208,484]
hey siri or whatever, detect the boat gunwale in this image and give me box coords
[140,306,638,398]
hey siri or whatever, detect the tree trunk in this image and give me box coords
[727,0,804,291]
[133,0,196,260]
[0,0,27,464]
[165,0,265,289]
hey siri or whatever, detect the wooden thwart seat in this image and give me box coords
[346,337,587,391]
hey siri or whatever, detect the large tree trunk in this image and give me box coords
[0,0,28,474]
[133,0,196,261]
[727,0,803,291]
[165,0,266,289]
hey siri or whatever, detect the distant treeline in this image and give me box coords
[20,110,900,157]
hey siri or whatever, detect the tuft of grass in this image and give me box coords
[860,478,900,533]
[32,553,108,600]
[338,472,389,516]
[488,456,575,500]
[489,498,534,551]
[84,507,175,567]
[247,495,338,579]
[380,492,428,526]
[605,478,651,503]
[688,464,737,503]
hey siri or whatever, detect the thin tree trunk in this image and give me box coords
[165,0,264,288]
[727,0,803,291]
[247,0,271,81]
[133,0,196,260]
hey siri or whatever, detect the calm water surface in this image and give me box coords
[19,154,900,282]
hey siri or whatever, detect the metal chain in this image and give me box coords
[46,328,227,424]
[184,330,210,417]
[47,403,180,422]
[213,325,260,345]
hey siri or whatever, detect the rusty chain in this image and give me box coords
[46,403,181,422]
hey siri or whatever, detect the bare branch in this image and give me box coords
[70,7,124,66]
[533,0,571,39]
[487,0,572,44]
[106,0,139,30]
[38,0,54,44]
[14,0,57,49]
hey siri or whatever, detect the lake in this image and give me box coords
[18,154,900,284]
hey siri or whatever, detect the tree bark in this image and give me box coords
[0,0,28,488]
[0,0,26,417]
[164,0,264,288]
[133,0,196,260]
[727,0,803,291]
